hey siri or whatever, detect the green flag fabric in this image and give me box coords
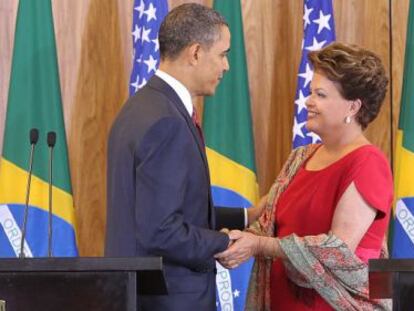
[203,1,259,309]
[391,0,414,258]
[0,0,78,257]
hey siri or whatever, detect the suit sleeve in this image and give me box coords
[135,116,229,270]
[215,207,245,230]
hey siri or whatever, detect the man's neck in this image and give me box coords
[159,61,195,97]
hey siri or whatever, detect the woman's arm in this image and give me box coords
[215,182,377,268]
[215,231,286,268]
[330,181,377,252]
[247,194,268,225]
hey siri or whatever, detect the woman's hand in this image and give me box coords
[215,229,286,269]
[247,194,268,225]
[215,230,260,269]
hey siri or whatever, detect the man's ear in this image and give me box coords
[187,43,201,66]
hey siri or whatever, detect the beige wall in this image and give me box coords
[0,0,409,255]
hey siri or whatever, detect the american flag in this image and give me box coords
[129,0,168,96]
[292,0,336,148]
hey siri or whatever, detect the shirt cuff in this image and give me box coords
[244,208,248,228]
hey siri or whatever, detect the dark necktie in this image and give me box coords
[192,107,211,227]
[192,107,205,146]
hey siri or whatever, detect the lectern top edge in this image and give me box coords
[369,258,414,272]
[0,256,163,272]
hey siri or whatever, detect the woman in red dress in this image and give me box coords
[216,42,392,310]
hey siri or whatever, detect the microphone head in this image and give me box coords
[47,131,57,147]
[30,128,39,145]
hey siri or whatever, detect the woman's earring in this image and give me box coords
[344,116,351,124]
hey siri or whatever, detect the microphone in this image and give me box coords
[19,128,39,258]
[47,131,56,257]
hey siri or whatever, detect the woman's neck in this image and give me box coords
[319,126,369,153]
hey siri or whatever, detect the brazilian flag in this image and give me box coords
[203,1,259,310]
[392,0,414,258]
[0,0,78,257]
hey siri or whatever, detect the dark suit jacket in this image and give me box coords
[105,75,244,311]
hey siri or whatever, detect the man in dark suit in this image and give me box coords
[105,3,263,311]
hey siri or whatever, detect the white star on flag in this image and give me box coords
[233,289,240,298]
[129,0,168,95]
[313,11,331,34]
[152,38,159,51]
[298,63,313,88]
[132,24,141,43]
[144,54,158,74]
[303,5,313,29]
[293,117,307,139]
[295,90,308,114]
[138,78,147,89]
[145,3,157,22]
[134,0,145,19]
[305,37,327,51]
[141,27,151,43]
[292,0,335,148]
[130,74,140,93]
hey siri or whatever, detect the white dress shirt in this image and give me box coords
[155,69,193,117]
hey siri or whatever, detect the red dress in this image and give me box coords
[270,145,393,310]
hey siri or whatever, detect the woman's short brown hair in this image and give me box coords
[308,42,388,129]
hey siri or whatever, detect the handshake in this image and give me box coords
[214,229,262,269]
[214,194,284,269]
[215,229,284,269]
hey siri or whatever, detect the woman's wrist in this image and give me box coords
[257,236,281,259]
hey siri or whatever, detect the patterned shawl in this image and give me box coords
[245,145,391,311]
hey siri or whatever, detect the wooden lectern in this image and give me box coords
[369,258,414,310]
[0,257,166,311]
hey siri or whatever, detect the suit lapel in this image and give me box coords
[147,76,210,171]
[147,76,215,227]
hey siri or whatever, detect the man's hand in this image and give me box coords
[220,228,234,248]
[214,230,260,269]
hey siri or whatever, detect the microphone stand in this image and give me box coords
[47,131,56,257]
[20,128,39,258]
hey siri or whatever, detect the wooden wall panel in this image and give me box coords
[334,0,392,159]
[391,0,410,156]
[52,0,91,131]
[116,0,135,78]
[0,0,17,158]
[242,0,303,193]
[67,0,129,256]
[0,0,409,255]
